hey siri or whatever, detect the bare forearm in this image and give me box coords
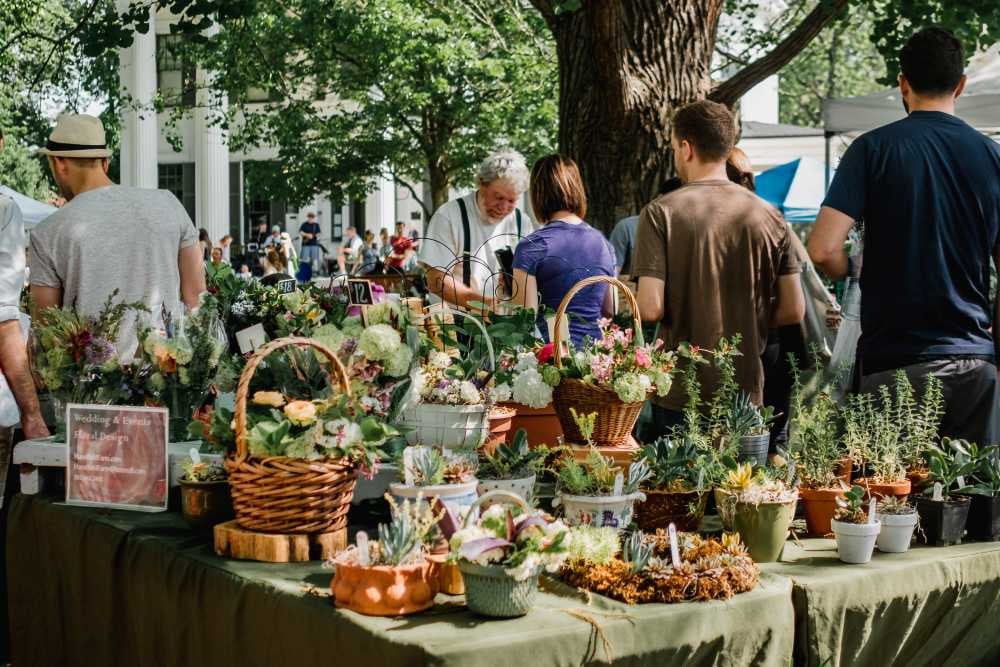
[0,322,45,431]
[425,268,491,309]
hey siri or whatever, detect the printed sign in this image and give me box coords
[235,323,267,355]
[348,279,375,305]
[65,404,169,512]
[276,278,297,294]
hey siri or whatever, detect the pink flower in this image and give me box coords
[590,353,614,383]
[635,347,652,369]
[536,342,555,364]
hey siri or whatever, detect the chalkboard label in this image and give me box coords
[276,278,296,294]
[348,279,375,305]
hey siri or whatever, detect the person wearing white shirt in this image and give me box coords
[419,150,535,310]
[337,226,364,274]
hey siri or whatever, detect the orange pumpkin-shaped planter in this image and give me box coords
[332,561,440,616]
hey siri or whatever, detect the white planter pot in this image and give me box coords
[831,518,881,564]
[876,512,918,553]
[477,475,536,508]
[400,403,490,449]
[554,491,646,531]
[390,480,480,523]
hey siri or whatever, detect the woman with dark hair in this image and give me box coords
[197,228,211,261]
[726,147,756,192]
[511,154,616,345]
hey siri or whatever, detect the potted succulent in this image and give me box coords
[178,456,233,530]
[476,429,546,506]
[725,392,777,467]
[876,496,919,553]
[831,484,881,564]
[390,446,479,524]
[552,448,651,530]
[718,463,798,563]
[331,495,441,616]
[443,490,571,617]
[956,443,1000,540]
[843,388,911,501]
[916,439,974,546]
[635,436,711,532]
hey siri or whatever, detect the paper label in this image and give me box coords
[403,448,415,487]
[868,497,877,524]
[696,468,705,493]
[668,523,681,568]
[356,532,370,566]
[189,447,201,465]
[957,476,966,489]
[613,472,624,497]
[235,323,267,355]
[932,482,943,501]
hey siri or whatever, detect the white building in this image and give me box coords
[116,5,425,257]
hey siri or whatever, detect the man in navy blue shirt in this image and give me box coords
[809,27,1000,444]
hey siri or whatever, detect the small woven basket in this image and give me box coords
[226,337,357,534]
[551,276,649,448]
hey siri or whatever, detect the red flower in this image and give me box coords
[536,342,555,364]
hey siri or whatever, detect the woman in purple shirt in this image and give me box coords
[511,154,616,345]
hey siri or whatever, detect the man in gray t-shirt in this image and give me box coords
[29,114,205,356]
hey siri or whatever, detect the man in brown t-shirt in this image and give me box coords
[634,100,805,434]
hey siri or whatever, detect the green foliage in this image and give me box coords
[569,407,597,447]
[556,449,651,497]
[0,137,50,200]
[967,445,1000,497]
[834,484,868,524]
[785,353,843,489]
[639,436,711,492]
[843,386,906,483]
[374,495,443,565]
[877,495,916,515]
[725,392,776,438]
[623,531,653,574]
[926,438,978,498]
[477,429,546,480]
[180,458,227,482]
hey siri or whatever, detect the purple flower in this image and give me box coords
[85,337,115,365]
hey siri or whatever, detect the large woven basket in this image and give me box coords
[226,337,357,534]
[551,276,649,448]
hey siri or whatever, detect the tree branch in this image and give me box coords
[710,0,849,107]
[390,167,432,219]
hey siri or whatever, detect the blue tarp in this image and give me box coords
[756,157,830,223]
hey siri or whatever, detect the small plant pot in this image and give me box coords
[737,433,770,468]
[400,403,490,449]
[834,456,853,486]
[799,486,845,537]
[553,491,646,530]
[500,402,563,448]
[732,498,797,563]
[876,512,918,553]
[906,467,932,495]
[477,475,536,508]
[390,480,480,532]
[332,561,440,616]
[856,477,911,503]
[458,561,540,618]
[831,519,881,564]
[916,495,971,546]
[635,489,708,532]
[956,493,1000,541]
[482,406,517,455]
[179,479,233,530]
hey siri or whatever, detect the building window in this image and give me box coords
[158,163,196,222]
[156,34,196,106]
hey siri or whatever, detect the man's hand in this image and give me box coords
[20,415,50,440]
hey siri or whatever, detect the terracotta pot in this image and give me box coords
[834,456,853,486]
[799,486,845,537]
[332,561,440,616]
[179,480,234,530]
[855,477,911,503]
[500,402,563,448]
[482,406,517,455]
[635,488,708,532]
[906,467,932,495]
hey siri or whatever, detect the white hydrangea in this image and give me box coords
[459,380,482,405]
[506,553,542,582]
[311,324,346,357]
[514,352,538,373]
[428,351,453,369]
[511,367,553,409]
[365,301,398,326]
[491,382,512,403]
[384,344,414,378]
[481,504,507,522]
[358,324,401,362]
[323,418,364,450]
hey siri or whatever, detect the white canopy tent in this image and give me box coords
[0,186,56,229]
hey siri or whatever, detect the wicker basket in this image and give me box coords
[226,337,357,534]
[551,276,649,448]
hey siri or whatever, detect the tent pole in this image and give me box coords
[824,131,834,194]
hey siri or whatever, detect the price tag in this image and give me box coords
[276,278,296,294]
[189,447,201,465]
[668,523,681,568]
[932,482,943,501]
[235,323,267,355]
[613,472,624,497]
[868,497,877,524]
[356,532,370,566]
[348,279,375,305]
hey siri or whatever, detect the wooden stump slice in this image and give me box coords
[214,521,347,563]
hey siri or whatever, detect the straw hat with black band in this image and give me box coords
[37,114,111,159]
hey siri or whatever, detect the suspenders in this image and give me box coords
[456,197,523,288]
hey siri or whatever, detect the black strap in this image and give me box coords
[457,197,472,287]
[515,209,522,237]
[45,140,107,152]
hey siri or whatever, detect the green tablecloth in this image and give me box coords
[764,537,1000,667]
[7,495,794,667]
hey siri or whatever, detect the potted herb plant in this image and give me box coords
[178,456,233,530]
[893,372,944,494]
[331,495,441,616]
[876,496,918,553]
[916,439,974,546]
[843,388,911,501]
[831,485,881,564]
[956,443,1000,540]
[718,463,798,563]
[390,446,480,523]
[552,449,651,530]
[635,436,711,532]
[725,392,776,467]
[443,491,571,617]
[476,429,546,505]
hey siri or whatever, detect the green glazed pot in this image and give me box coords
[458,561,540,617]
[732,498,797,563]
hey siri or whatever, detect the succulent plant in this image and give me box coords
[477,429,546,480]
[877,496,916,515]
[374,495,443,566]
[725,392,775,438]
[180,459,227,483]
[834,485,868,524]
[640,436,710,491]
[555,449,651,496]
[623,530,653,574]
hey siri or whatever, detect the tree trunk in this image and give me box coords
[428,160,451,214]
[544,0,724,234]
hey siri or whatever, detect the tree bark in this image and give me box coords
[428,159,451,213]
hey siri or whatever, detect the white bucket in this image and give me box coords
[477,475,536,508]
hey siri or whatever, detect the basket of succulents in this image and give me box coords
[559,527,759,604]
[717,463,798,563]
[389,446,480,526]
[634,436,712,532]
[178,454,232,530]
[916,438,975,546]
[843,387,911,502]
[476,429,547,506]
[138,298,229,442]
[549,276,675,448]
[830,484,881,563]
[955,442,1000,541]
[441,490,571,617]
[552,448,651,530]
[225,337,397,534]
[331,494,442,616]
[875,496,918,553]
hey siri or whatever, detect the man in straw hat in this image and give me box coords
[29,114,205,354]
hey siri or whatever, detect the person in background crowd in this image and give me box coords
[209,247,225,267]
[420,150,535,310]
[609,177,683,280]
[390,221,406,246]
[386,236,416,273]
[279,232,299,275]
[634,100,804,435]
[253,219,270,246]
[198,228,211,261]
[511,154,615,345]
[337,226,364,274]
[356,230,380,274]
[263,247,286,277]
[219,234,233,263]
[0,127,49,501]
[263,225,282,250]
[809,27,1000,445]
[298,212,322,273]
[29,114,205,354]
[379,228,391,260]
[237,264,253,281]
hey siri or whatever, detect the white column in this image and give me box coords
[117,0,158,188]
[364,172,396,235]
[193,26,230,245]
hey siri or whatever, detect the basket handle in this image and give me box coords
[233,336,350,462]
[428,304,496,372]
[462,490,529,528]
[552,276,643,369]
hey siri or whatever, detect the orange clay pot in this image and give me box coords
[834,456,854,486]
[332,561,440,616]
[799,486,846,537]
[483,406,517,455]
[500,402,563,448]
[855,477,911,503]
